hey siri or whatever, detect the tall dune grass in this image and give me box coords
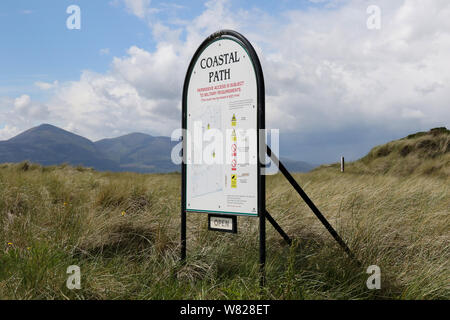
[0,160,448,299]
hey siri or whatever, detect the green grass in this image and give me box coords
[0,157,448,300]
[0,129,449,299]
[352,128,450,177]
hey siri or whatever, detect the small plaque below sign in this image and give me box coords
[208,215,237,233]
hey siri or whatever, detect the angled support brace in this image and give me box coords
[265,210,292,246]
[266,146,360,266]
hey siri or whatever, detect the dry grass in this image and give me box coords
[348,128,450,177]
[0,155,448,299]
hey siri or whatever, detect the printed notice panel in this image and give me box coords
[186,38,258,216]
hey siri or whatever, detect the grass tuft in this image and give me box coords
[0,128,448,299]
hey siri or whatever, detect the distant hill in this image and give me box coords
[317,127,450,177]
[280,157,315,173]
[0,124,177,173]
[0,124,118,171]
[95,133,177,173]
[0,124,315,173]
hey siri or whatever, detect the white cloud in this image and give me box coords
[0,125,20,141]
[35,81,59,90]
[1,0,449,161]
[401,108,424,119]
[13,94,49,118]
[0,95,49,140]
[46,65,181,139]
[40,0,243,140]
[99,48,110,56]
[14,94,31,111]
[256,0,450,136]
[123,0,152,19]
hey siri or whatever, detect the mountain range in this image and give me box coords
[0,124,315,173]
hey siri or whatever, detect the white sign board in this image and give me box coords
[185,37,259,216]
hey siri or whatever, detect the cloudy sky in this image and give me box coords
[0,0,449,164]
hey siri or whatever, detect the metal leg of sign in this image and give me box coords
[181,209,186,263]
[181,142,187,263]
[259,210,266,288]
[266,146,360,266]
[265,210,292,246]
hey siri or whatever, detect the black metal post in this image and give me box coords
[181,137,186,262]
[267,146,360,265]
[259,209,266,287]
[181,210,186,262]
[266,210,292,246]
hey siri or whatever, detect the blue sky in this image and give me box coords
[0,0,449,164]
[0,1,152,98]
[0,0,325,98]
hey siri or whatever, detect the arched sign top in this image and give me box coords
[182,30,265,217]
[182,30,265,103]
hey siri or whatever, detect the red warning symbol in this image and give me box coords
[231,144,237,156]
[231,159,237,171]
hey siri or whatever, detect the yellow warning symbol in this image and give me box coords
[231,174,237,188]
[231,114,236,127]
[207,123,210,130]
[231,129,237,142]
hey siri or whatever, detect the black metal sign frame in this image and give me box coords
[181,29,358,288]
[182,29,265,218]
[181,30,266,280]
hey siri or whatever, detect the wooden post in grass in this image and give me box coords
[341,156,345,173]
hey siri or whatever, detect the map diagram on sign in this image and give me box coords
[189,104,224,198]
